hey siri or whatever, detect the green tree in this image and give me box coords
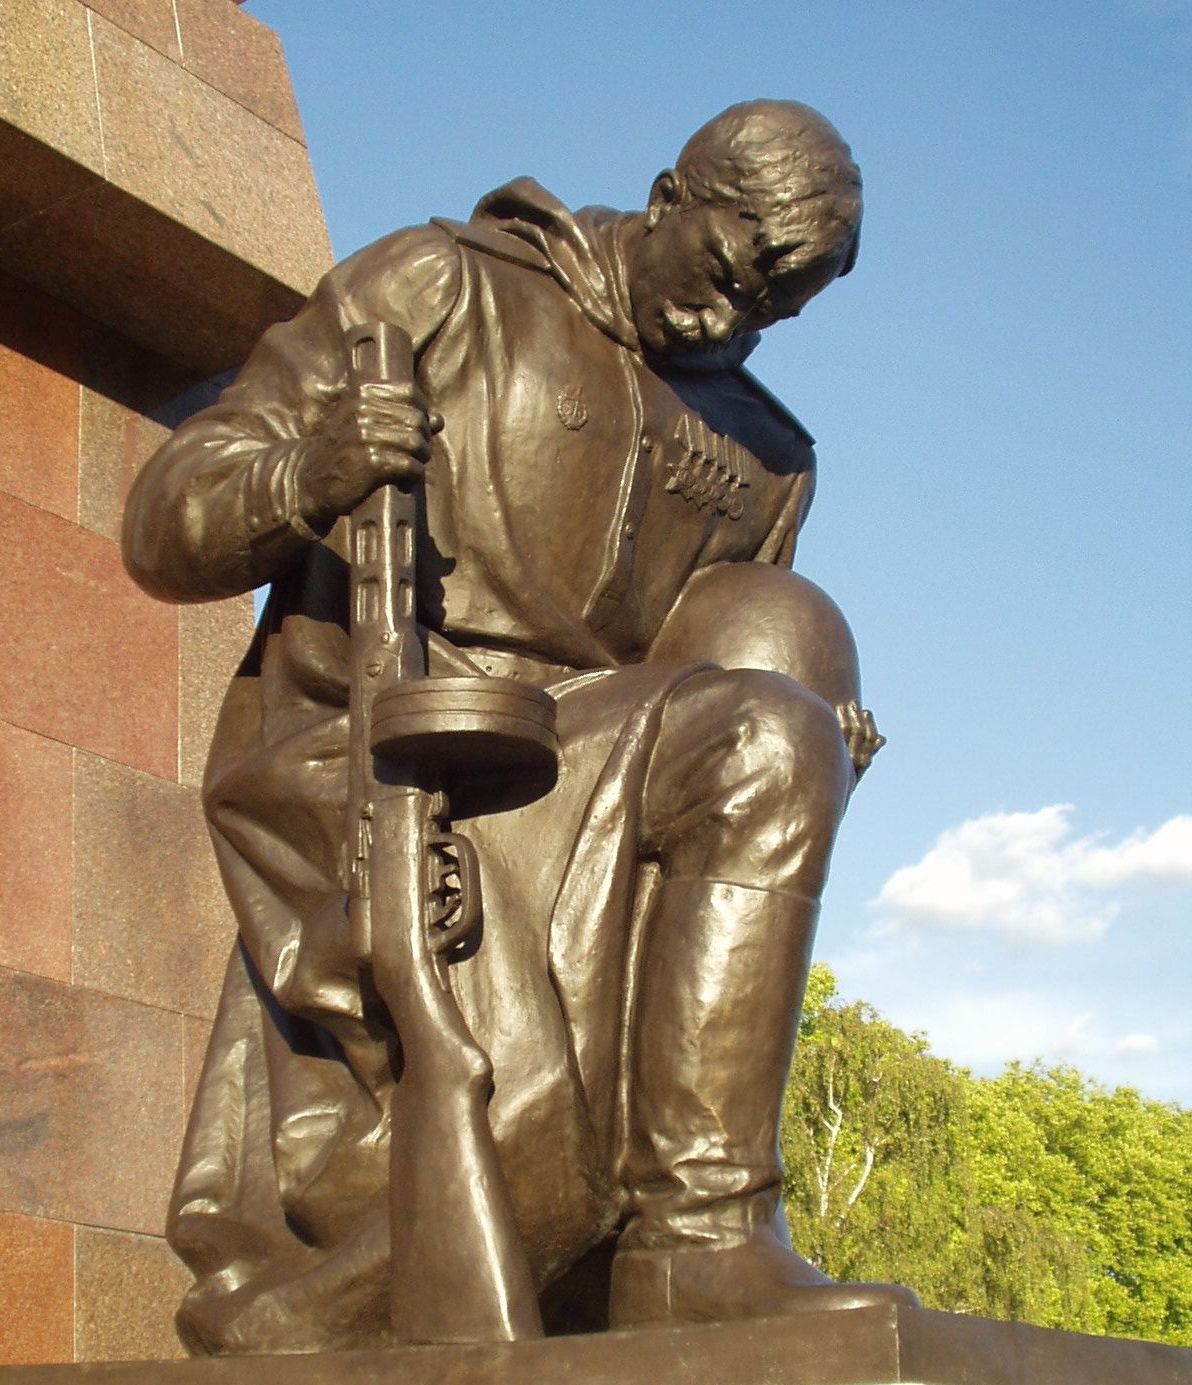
[781,970,1192,1346]
[782,965,971,1306]
[968,1064,1192,1344]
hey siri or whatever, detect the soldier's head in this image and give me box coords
[626,100,862,358]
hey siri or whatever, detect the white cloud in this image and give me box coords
[1074,815,1192,887]
[823,939,1191,1098]
[870,806,1192,944]
[849,985,1163,1077]
[915,991,1096,1069]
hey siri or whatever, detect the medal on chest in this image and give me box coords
[664,414,750,521]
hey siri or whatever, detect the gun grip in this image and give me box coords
[346,320,414,387]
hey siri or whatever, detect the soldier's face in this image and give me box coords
[629,196,848,359]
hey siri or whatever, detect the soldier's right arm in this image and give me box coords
[122,224,461,603]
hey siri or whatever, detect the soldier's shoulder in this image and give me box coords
[429,217,553,274]
[327,221,462,302]
[308,223,466,340]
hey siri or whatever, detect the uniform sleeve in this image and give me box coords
[754,460,816,569]
[122,224,462,602]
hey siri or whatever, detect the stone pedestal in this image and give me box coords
[0,0,331,374]
[1,1307,1190,1384]
[0,0,331,1366]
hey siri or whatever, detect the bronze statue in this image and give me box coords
[122,98,915,1353]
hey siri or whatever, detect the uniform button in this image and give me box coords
[641,433,654,452]
[248,515,261,531]
[623,522,637,540]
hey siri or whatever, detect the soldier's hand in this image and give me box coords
[296,381,444,526]
[837,700,886,781]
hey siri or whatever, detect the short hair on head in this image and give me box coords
[676,100,862,273]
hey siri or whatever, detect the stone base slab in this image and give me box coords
[3,1306,1190,1384]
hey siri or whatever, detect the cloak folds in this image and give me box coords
[171,650,712,1351]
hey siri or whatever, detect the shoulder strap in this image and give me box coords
[430,217,553,275]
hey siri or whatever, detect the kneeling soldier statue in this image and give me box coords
[123,98,915,1352]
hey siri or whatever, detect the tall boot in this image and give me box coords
[610,878,917,1328]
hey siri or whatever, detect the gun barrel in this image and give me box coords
[346,323,421,948]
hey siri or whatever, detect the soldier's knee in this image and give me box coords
[718,670,852,831]
[646,668,854,887]
[649,564,861,711]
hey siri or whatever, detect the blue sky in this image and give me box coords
[243,0,1192,1102]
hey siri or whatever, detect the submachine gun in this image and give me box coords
[344,322,558,1344]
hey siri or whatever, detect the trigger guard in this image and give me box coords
[427,831,482,953]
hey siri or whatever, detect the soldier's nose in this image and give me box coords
[698,307,737,344]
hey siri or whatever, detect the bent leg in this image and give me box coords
[626,669,850,1245]
[613,667,916,1325]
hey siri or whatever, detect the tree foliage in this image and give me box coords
[781,965,1192,1346]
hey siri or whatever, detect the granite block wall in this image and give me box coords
[0,0,331,1363]
[0,271,255,1364]
[0,0,331,375]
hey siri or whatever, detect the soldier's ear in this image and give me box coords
[645,169,683,229]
